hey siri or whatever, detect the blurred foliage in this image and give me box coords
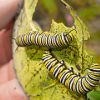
[40,0,58,15]
[90,31,100,41]
[78,5,100,21]
[69,0,96,8]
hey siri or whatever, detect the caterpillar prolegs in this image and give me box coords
[15,29,76,49]
[42,51,100,94]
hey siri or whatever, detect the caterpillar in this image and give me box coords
[15,29,76,49]
[42,51,100,94]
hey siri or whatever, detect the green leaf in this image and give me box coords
[87,91,100,100]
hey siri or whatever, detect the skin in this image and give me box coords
[0,0,28,100]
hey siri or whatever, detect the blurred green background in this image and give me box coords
[33,0,100,65]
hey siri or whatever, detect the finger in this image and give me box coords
[0,61,9,84]
[0,0,23,30]
[0,23,13,66]
[0,79,28,100]
[8,60,16,81]
[0,59,15,85]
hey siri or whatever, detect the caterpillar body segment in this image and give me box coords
[15,29,75,49]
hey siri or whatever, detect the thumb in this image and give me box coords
[0,0,23,30]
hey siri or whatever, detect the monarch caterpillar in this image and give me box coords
[42,51,100,94]
[15,29,76,49]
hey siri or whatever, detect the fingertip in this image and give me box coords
[0,0,23,30]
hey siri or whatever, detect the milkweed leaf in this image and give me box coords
[12,0,97,100]
[87,91,100,100]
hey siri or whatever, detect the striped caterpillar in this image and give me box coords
[15,29,76,49]
[42,50,100,94]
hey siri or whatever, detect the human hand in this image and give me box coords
[0,0,28,100]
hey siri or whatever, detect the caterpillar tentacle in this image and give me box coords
[15,29,76,49]
[42,51,100,94]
